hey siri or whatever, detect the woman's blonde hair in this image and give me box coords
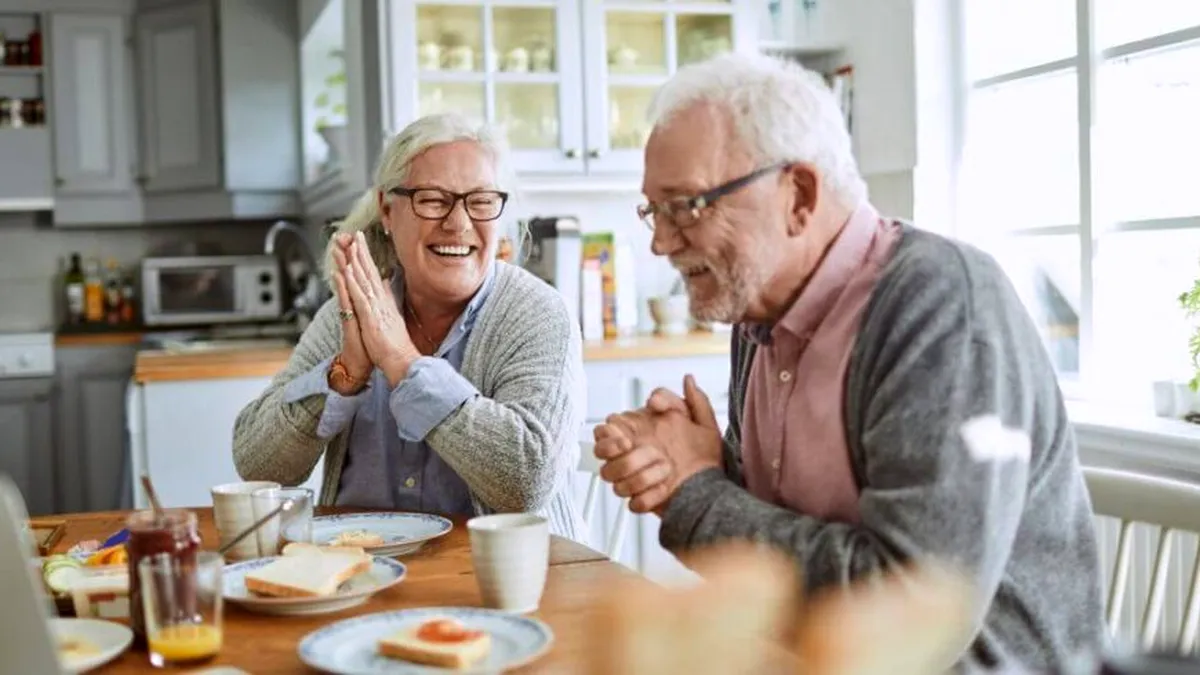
[323,113,517,284]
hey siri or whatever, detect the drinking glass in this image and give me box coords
[250,486,314,555]
[139,551,223,668]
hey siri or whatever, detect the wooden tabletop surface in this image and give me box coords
[50,508,646,674]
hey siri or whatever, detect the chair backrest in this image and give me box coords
[577,441,631,561]
[0,474,66,675]
[1083,466,1200,653]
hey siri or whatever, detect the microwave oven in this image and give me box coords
[141,255,284,326]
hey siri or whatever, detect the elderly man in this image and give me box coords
[594,53,1105,671]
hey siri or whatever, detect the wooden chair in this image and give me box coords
[577,440,631,561]
[1084,466,1200,653]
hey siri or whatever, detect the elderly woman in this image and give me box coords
[232,113,586,540]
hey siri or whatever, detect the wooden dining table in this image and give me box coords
[48,507,653,674]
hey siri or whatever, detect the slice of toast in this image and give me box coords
[378,619,491,669]
[243,548,371,598]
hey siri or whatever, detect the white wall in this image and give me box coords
[818,0,958,235]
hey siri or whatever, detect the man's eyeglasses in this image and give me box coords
[388,187,509,222]
[636,163,791,230]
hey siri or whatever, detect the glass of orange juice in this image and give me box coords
[138,551,224,668]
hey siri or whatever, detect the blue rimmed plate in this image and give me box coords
[222,555,406,616]
[297,607,554,674]
[310,512,453,557]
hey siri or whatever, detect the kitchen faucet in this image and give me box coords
[264,219,326,332]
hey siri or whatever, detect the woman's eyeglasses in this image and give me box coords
[388,187,509,221]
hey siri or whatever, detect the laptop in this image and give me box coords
[0,473,66,675]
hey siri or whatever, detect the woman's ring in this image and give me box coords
[339,309,355,322]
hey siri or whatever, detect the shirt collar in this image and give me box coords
[743,202,880,346]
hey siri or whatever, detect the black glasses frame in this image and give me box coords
[388,187,510,222]
[636,162,791,230]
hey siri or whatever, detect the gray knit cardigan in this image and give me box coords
[231,262,587,541]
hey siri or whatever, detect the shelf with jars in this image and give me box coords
[387,0,755,185]
[0,11,51,210]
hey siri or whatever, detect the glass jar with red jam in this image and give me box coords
[125,509,201,647]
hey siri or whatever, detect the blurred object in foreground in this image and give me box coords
[585,543,974,675]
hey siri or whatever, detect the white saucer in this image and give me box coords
[223,555,407,616]
[50,617,133,673]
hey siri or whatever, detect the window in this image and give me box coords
[959,1,1200,410]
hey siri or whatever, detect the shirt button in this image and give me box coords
[771,458,781,470]
[404,477,416,488]
[778,370,792,383]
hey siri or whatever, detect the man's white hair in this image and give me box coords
[647,52,867,208]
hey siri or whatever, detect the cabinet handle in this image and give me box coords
[565,149,579,159]
[588,149,602,159]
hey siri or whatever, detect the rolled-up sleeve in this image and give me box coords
[283,356,369,440]
[389,357,479,442]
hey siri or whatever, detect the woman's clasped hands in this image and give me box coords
[330,231,422,387]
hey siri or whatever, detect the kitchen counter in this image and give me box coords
[132,331,732,383]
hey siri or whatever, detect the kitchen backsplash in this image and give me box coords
[0,212,274,331]
[0,191,678,333]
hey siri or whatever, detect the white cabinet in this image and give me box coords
[47,13,143,225]
[300,0,759,218]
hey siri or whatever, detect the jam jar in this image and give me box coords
[125,509,202,647]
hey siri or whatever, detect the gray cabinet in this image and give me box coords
[47,12,144,225]
[133,0,302,223]
[0,379,55,517]
[54,345,136,514]
[135,0,221,193]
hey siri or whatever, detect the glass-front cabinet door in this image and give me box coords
[388,0,586,176]
[582,0,751,175]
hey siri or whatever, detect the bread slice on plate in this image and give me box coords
[243,547,371,598]
[378,618,491,669]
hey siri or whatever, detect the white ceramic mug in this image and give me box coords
[210,480,279,560]
[468,514,549,614]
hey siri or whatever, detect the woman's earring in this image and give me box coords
[383,228,391,238]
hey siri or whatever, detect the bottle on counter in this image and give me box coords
[83,258,104,323]
[64,253,85,325]
[120,271,137,324]
[104,259,123,324]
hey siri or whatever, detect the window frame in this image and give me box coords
[954,0,1200,401]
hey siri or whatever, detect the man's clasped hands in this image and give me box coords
[593,374,726,515]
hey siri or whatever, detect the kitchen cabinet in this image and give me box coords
[54,345,137,513]
[299,0,756,217]
[133,0,302,223]
[46,12,143,225]
[0,12,52,210]
[387,0,755,179]
[0,378,56,516]
[129,376,325,510]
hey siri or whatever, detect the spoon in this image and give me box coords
[140,474,164,519]
[217,498,296,556]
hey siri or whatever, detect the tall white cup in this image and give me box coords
[210,480,279,560]
[467,514,549,614]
